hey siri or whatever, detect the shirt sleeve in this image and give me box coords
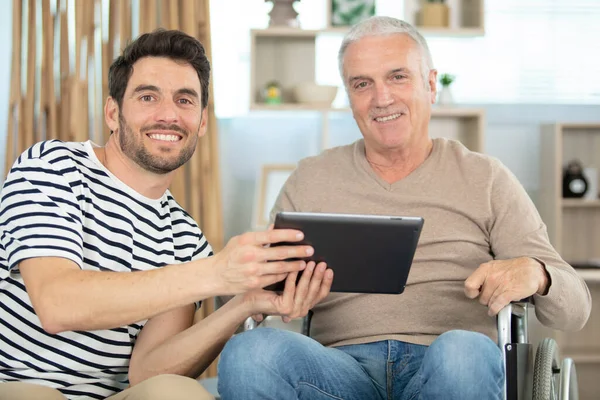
[0,157,84,272]
[190,232,214,311]
[488,160,591,332]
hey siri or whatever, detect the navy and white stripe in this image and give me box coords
[0,140,213,399]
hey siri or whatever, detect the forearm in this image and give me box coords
[129,296,251,384]
[534,265,592,331]
[23,257,221,334]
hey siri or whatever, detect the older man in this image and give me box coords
[217,16,591,400]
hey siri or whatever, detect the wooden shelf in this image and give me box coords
[249,104,483,116]
[575,268,600,283]
[259,26,486,37]
[565,353,600,364]
[415,27,485,37]
[250,103,349,112]
[251,28,319,38]
[562,199,600,208]
[431,107,484,118]
[248,103,485,153]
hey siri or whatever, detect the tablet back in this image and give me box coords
[266,212,424,294]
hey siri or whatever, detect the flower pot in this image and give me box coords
[438,86,454,105]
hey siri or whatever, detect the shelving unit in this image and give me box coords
[539,123,600,263]
[536,123,600,400]
[250,0,486,110]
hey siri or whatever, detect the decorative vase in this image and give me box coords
[438,86,454,105]
[563,160,588,198]
[265,0,301,28]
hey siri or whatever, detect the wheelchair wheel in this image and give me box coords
[533,338,560,400]
[559,358,579,400]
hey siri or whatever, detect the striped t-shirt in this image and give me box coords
[0,140,214,399]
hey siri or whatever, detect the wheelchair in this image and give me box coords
[498,301,578,400]
[240,300,579,400]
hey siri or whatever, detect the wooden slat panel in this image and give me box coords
[147,0,158,32]
[160,0,170,29]
[5,0,224,380]
[196,0,223,380]
[59,0,69,142]
[5,0,23,172]
[119,0,131,46]
[168,0,179,30]
[44,0,59,141]
[22,0,37,153]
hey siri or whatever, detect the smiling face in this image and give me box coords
[343,34,437,153]
[105,56,207,174]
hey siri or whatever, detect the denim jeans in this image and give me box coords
[217,328,504,400]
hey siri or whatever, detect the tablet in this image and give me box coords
[264,211,424,294]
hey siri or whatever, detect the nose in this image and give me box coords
[373,82,394,108]
[154,99,179,124]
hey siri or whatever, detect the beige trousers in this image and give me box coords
[0,374,215,400]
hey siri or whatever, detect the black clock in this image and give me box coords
[563,160,588,198]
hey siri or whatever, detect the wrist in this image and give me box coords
[190,255,224,299]
[222,294,257,321]
[532,258,550,295]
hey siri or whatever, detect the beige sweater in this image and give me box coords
[271,138,591,347]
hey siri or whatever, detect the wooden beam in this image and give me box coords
[5,0,23,174]
[22,0,37,153]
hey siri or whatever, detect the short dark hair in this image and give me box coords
[108,29,211,110]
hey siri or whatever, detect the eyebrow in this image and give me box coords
[132,84,160,94]
[176,88,200,100]
[348,68,411,84]
[388,68,411,75]
[132,85,200,100]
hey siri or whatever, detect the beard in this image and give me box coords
[117,114,199,174]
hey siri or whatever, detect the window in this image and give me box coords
[427,0,600,104]
[210,0,600,117]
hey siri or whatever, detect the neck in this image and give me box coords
[365,137,433,184]
[94,136,173,200]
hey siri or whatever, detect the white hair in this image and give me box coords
[338,16,434,88]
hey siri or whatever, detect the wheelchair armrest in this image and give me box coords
[242,310,314,336]
[497,299,532,348]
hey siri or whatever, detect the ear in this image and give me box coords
[428,69,438,104]
[197,107,209,138]
[104,97,120,133]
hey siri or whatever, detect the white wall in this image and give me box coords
[0,0,13,183]
[218,104,600,241]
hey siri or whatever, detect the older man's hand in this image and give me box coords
[464,257,550,316]
[242,260,333,323]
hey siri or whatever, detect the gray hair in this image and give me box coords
[338,16,434,88]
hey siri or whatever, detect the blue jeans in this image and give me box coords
[218,328,503,400]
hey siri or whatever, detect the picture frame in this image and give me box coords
[252,164,297,229]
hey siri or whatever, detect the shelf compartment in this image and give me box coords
[560,207,600,264]
[562,199,600,208]
[404,0,484,34]
[428,109,484,152]
[250,30,317,106]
